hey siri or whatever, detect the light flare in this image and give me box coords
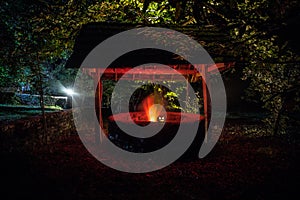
[142,95,164,122]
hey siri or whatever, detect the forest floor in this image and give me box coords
[1,119,299,200]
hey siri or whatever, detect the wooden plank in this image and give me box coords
[83,64,234,82]
[94,77,101,145]
[98,79,103,143]
[92,68,104,144]
[201,64,208,143]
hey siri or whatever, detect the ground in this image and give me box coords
[0,104,62,121]
[1,119,299,200]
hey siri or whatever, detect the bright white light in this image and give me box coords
[63,88,75,96]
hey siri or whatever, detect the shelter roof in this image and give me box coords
[65,22,234,69]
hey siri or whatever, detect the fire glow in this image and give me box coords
[142,95,165,122]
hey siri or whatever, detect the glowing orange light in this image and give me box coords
[142,95,164,122]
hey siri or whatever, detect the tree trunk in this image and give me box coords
[39,77,47,134]
[273,96,286,136]
[36,52,47,134]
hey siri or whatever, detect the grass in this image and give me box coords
[0,104,63,121]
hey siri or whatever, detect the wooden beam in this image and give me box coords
[98,79,103,143]
[82,62,234,82]
[201,64,208,143]
[94,74,103,144]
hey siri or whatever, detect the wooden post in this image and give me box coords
[94,72,103,144]
[201,64,208,143]
[98,79,103,143]
[186,78,189,111]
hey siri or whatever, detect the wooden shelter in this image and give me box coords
[66,22,235,142]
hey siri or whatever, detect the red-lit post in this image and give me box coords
[94,70,103,144]
[201,64,208,143]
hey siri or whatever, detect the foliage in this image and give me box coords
[0,0,299,136]
[87,0,144,23]
[143,0,176,24]
[108,80,202,113]
[0,66,12,88]
[0,0,94,94]
[225,0,300,135]
[139,0,300,135]
[0,0,96,130]
[0,92,21,105]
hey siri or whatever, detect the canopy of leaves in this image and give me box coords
[0,0,299,135]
